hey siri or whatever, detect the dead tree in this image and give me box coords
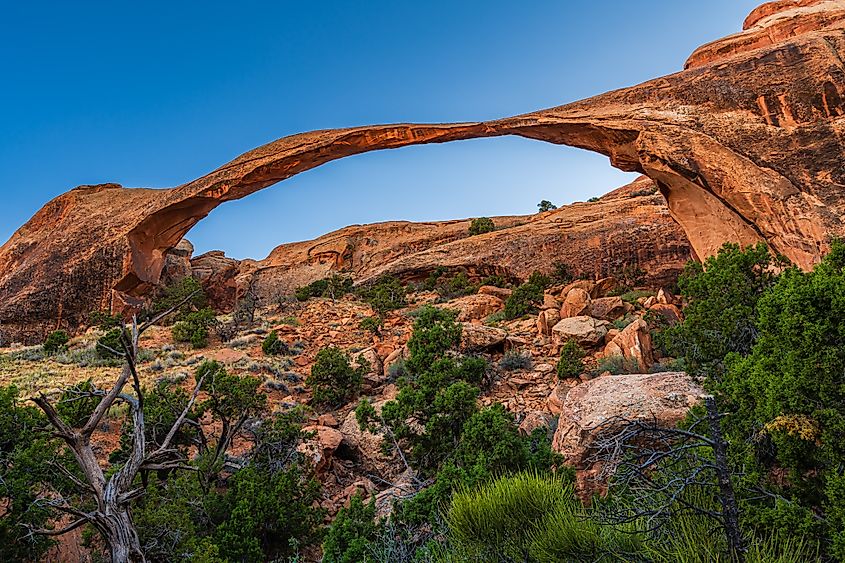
[29,295,209,563]
[588,395,746,562]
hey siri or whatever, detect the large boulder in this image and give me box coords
[460,323,507,351]
[603,318,654,371]
[438,293,504,322]
[297,425,343,472]
[552,316,608,347]
[536,308,561,336]
[560,287,592,318]
[589,296,626,321]
[551,372,703,467]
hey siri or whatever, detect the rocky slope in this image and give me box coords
[2,0,843,342]
[166,177,691,310]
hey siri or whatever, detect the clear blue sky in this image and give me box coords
[0,1,759,259]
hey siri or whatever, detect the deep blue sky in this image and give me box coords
[1,1,759,259]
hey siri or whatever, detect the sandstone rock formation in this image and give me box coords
[2,0,843,342]
[551,372,703,467]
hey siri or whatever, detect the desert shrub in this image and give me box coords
[321,493,378,563]
[148,276,207,323]
[658,242,786,379]
[587,196,600,203]
[358,276,407,315]
[499,350,533,371]
[405,305,462,373]
[43,330,69,353]
[480,274,507,288]
[612,314,637,330]
[593,354,638,375]
[89,310,123,330]
[295,279,326,302]
[434,272,478,300]
[295,274,353,302]
[96,328,124,358]
[172,308,217,348]
[307,347,366,408]
[261,330,291,356]
[442,472,639,562]
[359,316,382,334]
[0,385,56,561]
[551,261,575,285]
[504,282,543,320]
[468,217,495,236]
[387,358,408,380]
[556,340,585,379]
[537,200,557,212]
[716,240,845,557]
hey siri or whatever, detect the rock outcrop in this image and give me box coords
[2,0,844,342]
[551,372,703,467]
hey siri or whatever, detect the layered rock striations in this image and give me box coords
[1,0,843,342]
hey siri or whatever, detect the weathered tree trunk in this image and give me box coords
[97,508,145,563]
[704,396,745,563]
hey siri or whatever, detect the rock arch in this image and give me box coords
[1,0,844,342]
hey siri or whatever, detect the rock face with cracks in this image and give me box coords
[2,0,844,342]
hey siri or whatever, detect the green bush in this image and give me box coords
[504,282,543,320]
[537,200,557,212]
[96,328,124,358]
[551,261,575,285]
[443,472,638,562]
[499,350,533,371]
[88,310,123,330]
[148,276,207,323]
[468,217,495,236]
[593,354,638,375]
[0,385,56,561]
[359,316,382,334]
[295,274,353,302]
[307,347,366,408]
[658,242,786,378]
[717,240,845,557]
[357,276,407,315]
[480,274,507,288]
[261,330,290,356]
[172,308,216,349]
[321,493,378,563]
[43,330,69,353]
[556,341,585,378]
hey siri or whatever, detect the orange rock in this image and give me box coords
[561,288,591,318]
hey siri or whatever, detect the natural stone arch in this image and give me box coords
[1,0,844,342]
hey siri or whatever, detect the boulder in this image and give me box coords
[552,316,608,347]
[536,308,561,336]
[603,319,654,372]
[589,296,626,321]
[297,425,343,472]
[590,277,618,299]
[541,293,561,310]
[551,372,703,467]
[656,288,677,305]
[438,293,504,322]
[460,323,507,351]
[519,411,557,437]
[478,285,513,300]
[561,287,591,318]
[647,303,684,326]
[340,409,397,477]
